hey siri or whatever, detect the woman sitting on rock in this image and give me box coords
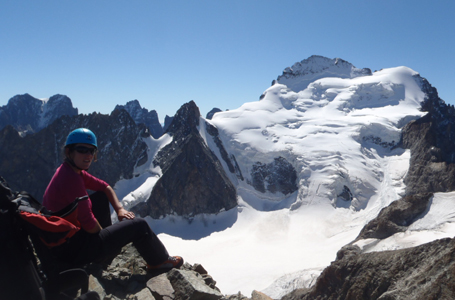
[43,128,183,270]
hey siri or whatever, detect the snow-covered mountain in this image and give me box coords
[0,93,78,135]
[3,55,454,298]
[114,56,445,297]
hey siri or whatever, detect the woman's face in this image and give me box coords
[68,143,97,171]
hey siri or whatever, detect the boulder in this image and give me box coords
[167,268,223,300]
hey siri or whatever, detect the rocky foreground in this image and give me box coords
[282,237,455,300]
[86,243,273,300]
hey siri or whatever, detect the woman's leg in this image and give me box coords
[89,191,112,228]
[96,218,169,266]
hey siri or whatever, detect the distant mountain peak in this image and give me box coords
[0,93,77,134]
[276,55,372,92]
[114,100,163,139]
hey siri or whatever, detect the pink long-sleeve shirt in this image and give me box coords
[43,161,109,230]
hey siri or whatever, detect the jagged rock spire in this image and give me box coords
[134,101,237,219]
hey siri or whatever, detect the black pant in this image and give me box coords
[53,191,169,266]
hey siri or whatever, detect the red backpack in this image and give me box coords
[14,192,85,248]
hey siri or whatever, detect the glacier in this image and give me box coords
[113,57,452,298]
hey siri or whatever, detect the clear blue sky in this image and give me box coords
[1,1,454,121]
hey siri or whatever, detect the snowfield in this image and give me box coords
[114,61,455,298]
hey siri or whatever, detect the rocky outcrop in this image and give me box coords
[133,101,237,218]
[250,157,298,195]
[354,193,432,241]
[0,94,78,135]
[282,237,455,300]
[86,243,266,300]
[114,100,164,139]
[0,109,149,201]
[401,76,455,195]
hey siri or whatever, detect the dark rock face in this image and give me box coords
[0,94,78,134]
[283,238,455,300]
[134,101,237,219]
[0,110,148,201]
[114,100,164,139]
[163,115,174,132]
[401,76,455,195]
[355,193,432,241]
[250,157,298,195]
[206,123,244,181]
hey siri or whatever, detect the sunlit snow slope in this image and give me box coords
[117,57,437,298]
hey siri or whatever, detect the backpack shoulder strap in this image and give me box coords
[0,176,15,209]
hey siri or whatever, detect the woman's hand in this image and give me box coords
[117,207,135,221]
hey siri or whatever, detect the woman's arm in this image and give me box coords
[104,185,135,221]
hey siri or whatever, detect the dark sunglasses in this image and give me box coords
[74,146,97,155]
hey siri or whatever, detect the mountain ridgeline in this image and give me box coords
[3,55,455,299]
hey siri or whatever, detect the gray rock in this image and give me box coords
[147,273,174,299]
[167,269,223,300]
[251,291,274,300]
[89,275,107,299]
[135,288,156,300]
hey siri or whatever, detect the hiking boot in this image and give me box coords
[147,256,184,270]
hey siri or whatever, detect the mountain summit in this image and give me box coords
[276,55,372,92]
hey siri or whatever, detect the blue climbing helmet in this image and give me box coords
[65,128,98,149]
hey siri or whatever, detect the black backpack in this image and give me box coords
[0,176,100,300]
